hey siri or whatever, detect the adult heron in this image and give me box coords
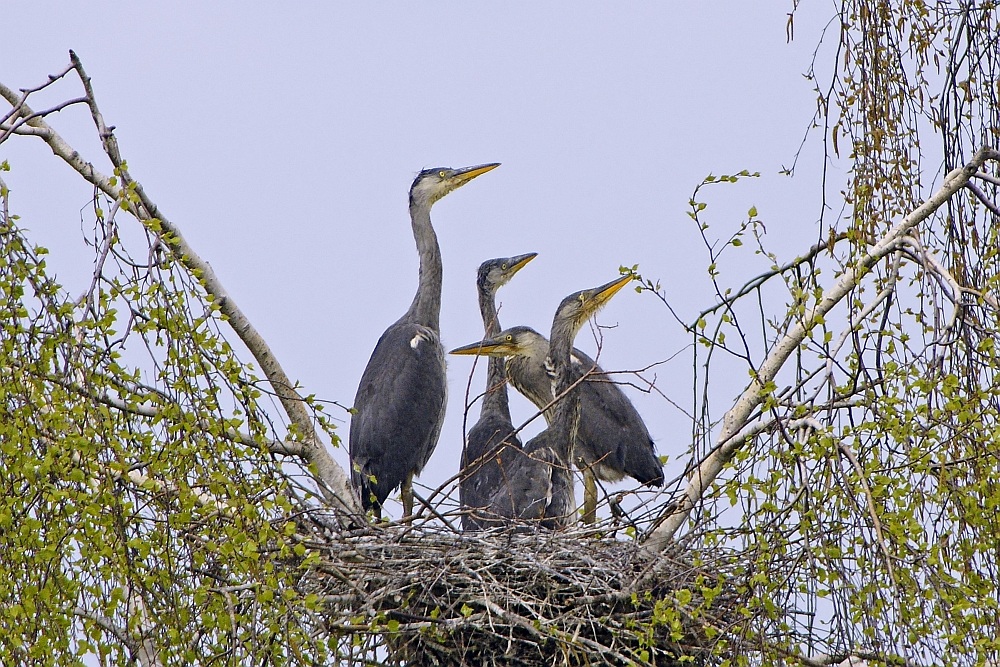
[460,253,538,530]
[350,163,500,518]
[453,323,663,524]
[452,274,633,528]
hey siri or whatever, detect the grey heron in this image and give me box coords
[453,319,663,524]
[460,253,538,530]
[451,274,633,528]
[349,163,500,518]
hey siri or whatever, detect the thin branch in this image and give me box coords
[644,147,1000,553]
[0,61,75,127]
[823,248,903,387]
[0,96,88,144]
[0,57,361,520]
[694,232,850,324]
[837,442,899,589]
[971,170,1000,186]
[73,608,139,656]
[899,234,1000,311]
[965,180,1000,217]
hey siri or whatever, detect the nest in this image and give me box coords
[300,519,748,666]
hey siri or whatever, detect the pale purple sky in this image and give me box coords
[3,3,837,518]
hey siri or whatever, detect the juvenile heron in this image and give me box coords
[453,321,663,524]
[460,253,538,530]
[452,274,633,528]
[350,163,499,518]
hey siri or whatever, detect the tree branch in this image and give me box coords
[643,147,1000,554]
[0,56,361,520]
[965,180,1000,218]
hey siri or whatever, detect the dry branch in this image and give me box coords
[299,520,747,666]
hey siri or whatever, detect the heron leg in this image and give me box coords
[401,472,414,518]
[582,469,597,524]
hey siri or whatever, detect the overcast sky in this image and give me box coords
[3,3,837,519]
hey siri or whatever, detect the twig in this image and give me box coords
[0,55,361,520]
[644,146,1000,553]
[971,170,1000,187]
[965,180,1000,217]
[837,443,900,589]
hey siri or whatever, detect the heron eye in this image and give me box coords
[506,335,513,342]
[438,170,447,178]
[501,263,508,270]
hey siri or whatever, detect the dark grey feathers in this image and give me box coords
[350,322,446,511]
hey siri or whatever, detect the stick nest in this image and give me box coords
[300,519,747,666]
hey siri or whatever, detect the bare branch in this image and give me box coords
[972,170,1000,187]
[0,61,75,127]
[0,96,88,144]
[965,180,1000,218]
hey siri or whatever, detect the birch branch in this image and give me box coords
[0,57,360,520]
[73,607,162,667]
[643,146,1000,554]
[837,442,899,589]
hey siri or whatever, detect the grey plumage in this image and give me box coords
[476,445,562,525]
[460,253,537,530]
[483,326,664,487]
[350,323,446,512]
[452,274,634,528]
[350,163,499,517]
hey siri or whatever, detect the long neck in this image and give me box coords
[404,198,442,329]
[478,286,511,420]
[548,323,581,461]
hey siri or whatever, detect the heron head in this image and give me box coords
[476,252,538,295]
[553,274,634,340]
[410,163,500,207]
[449,325,545,359]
